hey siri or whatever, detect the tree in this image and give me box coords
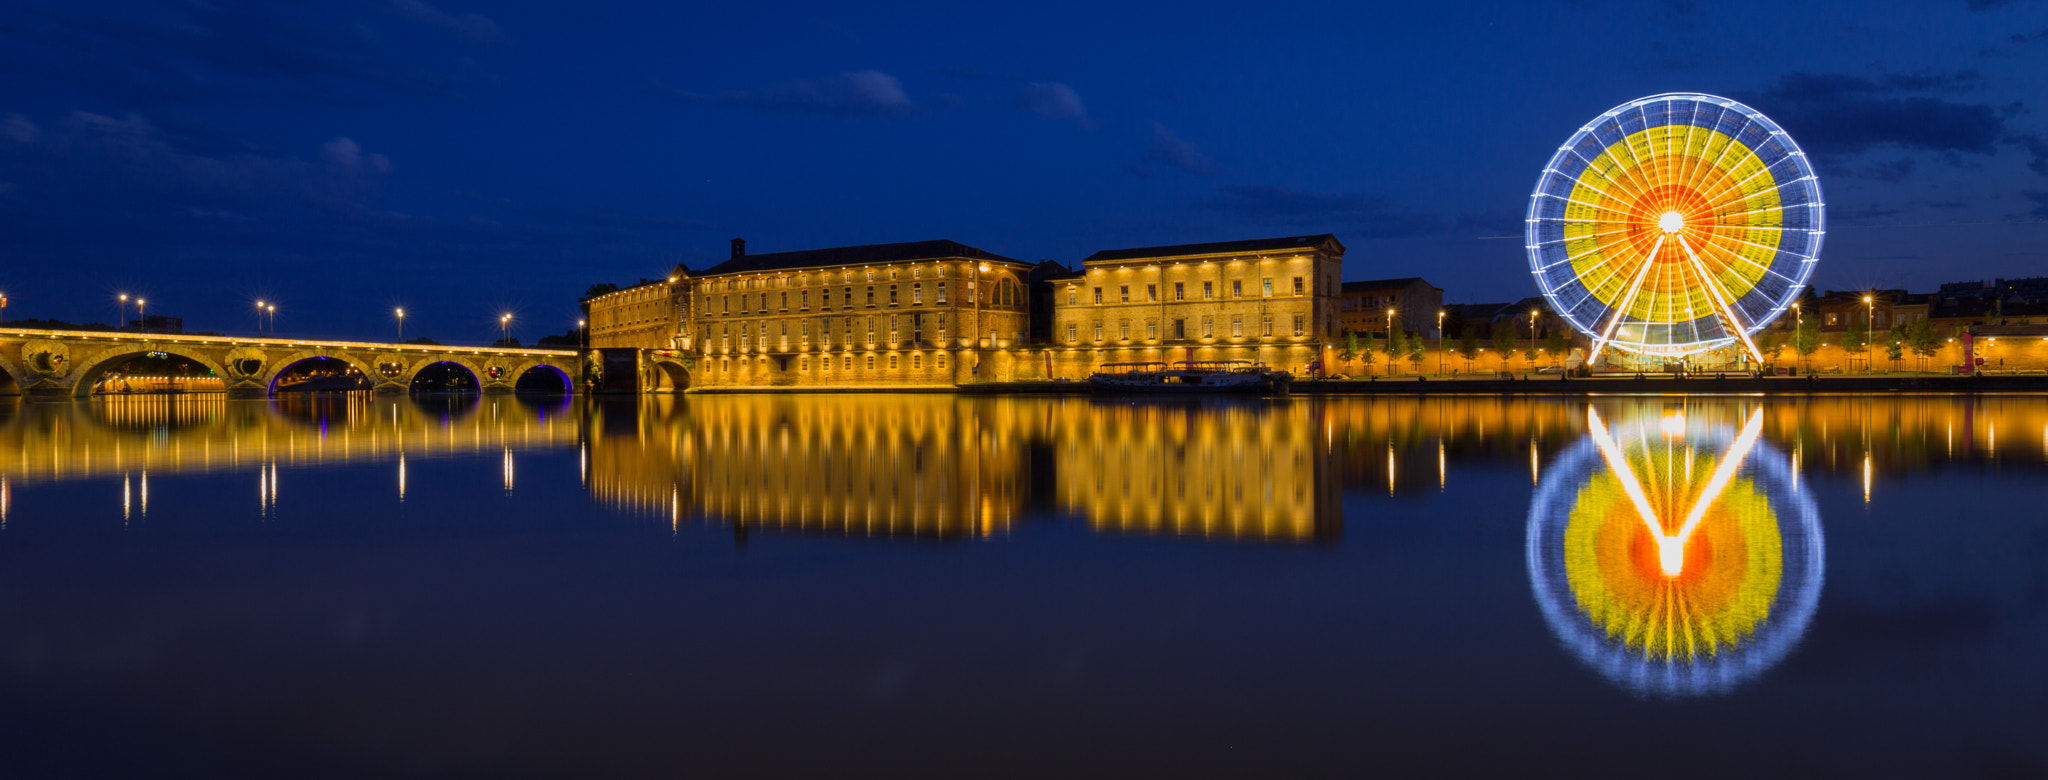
[1906,317,1941,368]
[1493,328,1519,371]
[1545,329,1569,366]
[1791,317,1821,369]
[1406,331,1427,371]
[1756,332,1784,370]
[1883,322,1906,370]
[1841,317,1869,371]
[1456,331,1482,370]
[1385,329,1408,375]
[579,283,620,303]
[1336,329,1359,372]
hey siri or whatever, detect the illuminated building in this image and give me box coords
[1337,278,1442,339]
[584,238,1034,389]
[1048,235,1345,378]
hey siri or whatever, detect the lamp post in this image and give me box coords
[1864,295,1875,373]
[118,293,130,331]
[577,319,587,350]
[395,308,405,343]
[137,299,146,334]
[500,313,512,346]
[1436,309,1445,374]
[267,304,275,336]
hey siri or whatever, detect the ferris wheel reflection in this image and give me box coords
[1527,404,1824,697]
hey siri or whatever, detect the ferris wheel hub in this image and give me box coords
[1657,211,1684,234]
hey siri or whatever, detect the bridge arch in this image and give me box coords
[511,360,573,393]
[648,358,690,393]
[263,350,382,394]
[0,354,26,396]
[67,345,232,398]
[404,358,483,393]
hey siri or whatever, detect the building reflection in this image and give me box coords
[1049,399,1339,542]
[1526,401,1824,696]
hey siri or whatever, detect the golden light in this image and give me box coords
[1657,211,1684,233]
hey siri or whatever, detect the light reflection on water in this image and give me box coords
[0,392,2044,774]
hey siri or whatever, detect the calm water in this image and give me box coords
[0,393,2043,778]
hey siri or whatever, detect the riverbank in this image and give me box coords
[957,374,2048,395]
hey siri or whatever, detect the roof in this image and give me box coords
[702,239,1021,276]
[1082,234,1343,263]
[1340,277,1436,293]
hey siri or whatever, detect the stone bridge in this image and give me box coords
[0,327,580,398]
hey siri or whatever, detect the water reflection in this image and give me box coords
[1527,402,1824,696]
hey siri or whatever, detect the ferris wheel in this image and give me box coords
[1526,93,1824,363]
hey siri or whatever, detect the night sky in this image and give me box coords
[3,0,2046,344]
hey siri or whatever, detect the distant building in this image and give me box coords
[1048,234,1344,377]
[1338,278,1442,339]
[585,238,1035,389]
[128,315,183,334]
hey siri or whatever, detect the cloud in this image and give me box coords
[385,0,505,42]
[2012,28,2048,44]
[665,70,923,117]
[2026,191,2048,219]
[1870,157,1917,182]
[1,113,36,142]
[1202,184,1479,238]
[2010,134,2048,176]
[1021,82,1088,124]
[0,2,494,106]
[1740,72,2010,161]
[1142,122,1215,175]
[320,137,393,176]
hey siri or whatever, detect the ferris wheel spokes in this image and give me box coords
[1586,234,1664,365]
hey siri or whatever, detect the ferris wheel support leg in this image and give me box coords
[1587,235,1664,365]
[1677,235,1765,364]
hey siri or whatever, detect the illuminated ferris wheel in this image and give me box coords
[1526,93,1824,362]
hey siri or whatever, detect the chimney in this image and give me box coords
[731,238,746,259]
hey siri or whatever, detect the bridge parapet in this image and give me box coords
[0,327,579,398]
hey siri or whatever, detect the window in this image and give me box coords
[1203,281,1214,299]
[822,355,831,371]
[938,282,947,303]
[1119,285,1129,303]
[866,287,876,306]
[937,353,947,370]
[912,283,922,304]
[1093,323,1104,341]
[867,355,876,370]
[866,269,875,282]
[1094,287,1103,304]
[1067,287,1076,305]
[801,357,808,371]
[723,296,730,313]
[914,267,922,279]
[1293,315,1305,336]
[844,287,853,307]
[1067,323,1077,342]
[1292,276,1305,296]
[1261,316,1273,337]
[801,321,810,342]
[1120,321,1130,340]
[1231,280,1243,298]
[1146,321,1157,339]
[845,356,852,371]
[867,317,875,338]
[780,292,787,310]
[739,295,747,314]
[1261,278,1273,297]
[889,354,898,369]
[912,354,922,369]
[1147,284,1157,302]
[1203,317,1213,338]
[889,268,898,281]
[1173,319,1185,339]
[1232,317,1243,337]
[801,291,809,308]
[1174,282,1184,301]
[889,285,899,305]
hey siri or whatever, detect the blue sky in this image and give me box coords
[3,0,2046,342]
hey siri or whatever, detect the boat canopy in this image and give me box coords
[1095,362,1169,374]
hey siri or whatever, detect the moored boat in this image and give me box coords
[1087,360,1285,393]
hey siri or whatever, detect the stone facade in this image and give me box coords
[586,278,686,350]
[1338,277,1442,339]
[1046,234,1344,378]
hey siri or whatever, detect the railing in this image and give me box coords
[0,327,577,357]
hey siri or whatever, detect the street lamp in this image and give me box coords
[500,313,512,345]
[137,299,147,333]
[267,304,275,336]
[118,293,130,330]
[256,301,267,337]
[395,308,405,343]
[577,318,587,350]
[1864,295,1875,373]
[1436,309,1445,374]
